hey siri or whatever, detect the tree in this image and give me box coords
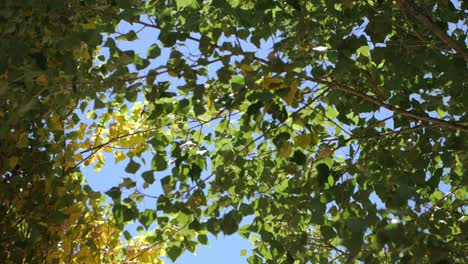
[1,0,467,263]
[0,1,164,263]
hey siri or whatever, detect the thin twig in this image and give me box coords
[317,78,467,132]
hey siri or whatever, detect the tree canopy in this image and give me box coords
[1,0,467,263]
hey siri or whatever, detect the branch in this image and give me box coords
[426,185,465,212]
[331,124,436,153]
[397,0,468,62]
[79,127,158,155]
[318,79,468,133]
[132,20,271,65]
[64,127,159,174]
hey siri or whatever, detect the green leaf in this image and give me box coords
[116,30,138,41]
[161,176,174,194]
[430,190,444,201]
[142,170,155,184]
[455,187,466,200]
[189,218,203,231]
[138,209,156,229]
[119,178,136,189]
[134,55,150,70]
[291,150,306,165]
[239,203,254,216]
[147,44,161,59]
[125,159,141,174]
[105,187,121,200]
[222,211,239,235]
[231,76,245,86]
[228,0,240,7]
[320,226,336,240]
[175,0,197,8]
[49,211,68,225]
[240,249,247,256]
[207,218,221,235]
[175,212,190,225]
[94,97,105,109]
[189,163,202,181]
[316,163,330,187]
[152,154,168,171]
[346,218,365,233]
[247,255,263,264]
[198,234,208,245]
[125,87,138,102]
[278,142,293,158]
[123,230,132,240]
[167,246,182,262]
[357,46,371,57]
[112,203,137,228]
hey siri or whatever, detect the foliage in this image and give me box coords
[0,1,164,263]
[1,0,467,263]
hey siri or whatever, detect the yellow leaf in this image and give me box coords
[96,151,105,164]
[8,156,19,169]
[262,76,283,90]
[109,123,118,137]
[93,46,100,56]
[279,142,293,158]
[66,161,75,169]
[15,132,29,148]
[282,80,299,105]
[73,153,83,162]
[47,57,59,68]
[168,71,178,77]
[93,162,103,172]
[103,146,113,152]
[65,204,81,218]
[140,249,153,262]
[73,45,90,61]
[82,48,91,60]
[206,95,212,111]
[295,131,319,150]
[134,145,147,156]
[127,246,136,260]
[167,124,178,136]
[294,133,311,149]
[115,151,126,163]
[81,21,96,29]
[292,118,305,131]
[317,146,333,160]
[83,154,96,166]
[36,74,49,86]
[78,123,87,139]
[47,115,62,131]
[80,139,92,150]
[310,132,320,146]
[49,143,60,152]
[240,63,254,72]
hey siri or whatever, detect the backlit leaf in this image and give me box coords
[125,159,141,174]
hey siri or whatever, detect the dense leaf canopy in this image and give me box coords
[1,0,467,263]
